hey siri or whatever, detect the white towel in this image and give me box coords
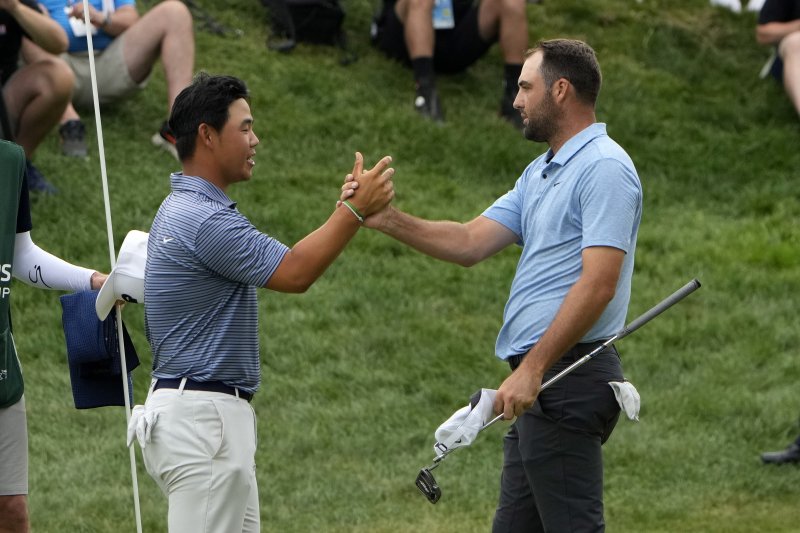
[709,0,741,13]
[608,381,641,422]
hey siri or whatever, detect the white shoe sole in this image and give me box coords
[151,132,179,161]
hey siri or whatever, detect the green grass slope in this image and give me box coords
[13,0,800,531]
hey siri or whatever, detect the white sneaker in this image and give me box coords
[746,0,764,12]
[151,121,179,161]
[710,0,741,13]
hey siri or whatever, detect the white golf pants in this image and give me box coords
[141,387,259,533]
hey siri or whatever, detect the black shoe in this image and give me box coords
[761,443,800,464]
[414,82,444,123]
[58,119,88,157]
[499,83,523,130]
[25,160,58,194]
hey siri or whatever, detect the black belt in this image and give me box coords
[507,340,613,371]
[154,378,253,402]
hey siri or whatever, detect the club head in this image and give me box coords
[415,467,441,504]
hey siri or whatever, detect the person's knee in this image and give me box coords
[779,31,800,60]
[47,58,76,98]
[0,495,29,532]
[401,0,435,19]
[499,0,526,18]
[18,59,74,102]
[36,58,74,105]
[150,0,193,30]
[480,0,526,29]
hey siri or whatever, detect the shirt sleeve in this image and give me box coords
[579,158,641,253]
[758,0,790,24]
[194,208,290,287]
[482,170,532,242]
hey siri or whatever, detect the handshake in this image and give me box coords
[337,152,396,228]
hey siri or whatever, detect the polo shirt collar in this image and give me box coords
[170,172,237,208]
[546,123,607,167]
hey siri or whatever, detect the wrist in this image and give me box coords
[341,200,364,224]
[101,12,111,29]
[90,271,105,290]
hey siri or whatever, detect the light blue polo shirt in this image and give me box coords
[144,174,289,393]
[482,123,642,361]
[40,0,135,52]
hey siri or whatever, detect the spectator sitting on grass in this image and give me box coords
[756,0,800,119]
[371,0,528,127]
[29,0,194,159]
[1,0,73,193]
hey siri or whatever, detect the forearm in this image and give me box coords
[12,232,95,291]
[375,207,482,266]
[756,21,800,46]
[12,3,67,53]
[267,205,362,293]
[518,274,615,380]
[96,6,137,36]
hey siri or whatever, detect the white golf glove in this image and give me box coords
[126,405,159,448]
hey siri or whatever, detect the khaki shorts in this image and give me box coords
[63,33,149,109]
[0,396,28,496]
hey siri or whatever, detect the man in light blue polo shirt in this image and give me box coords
[136,73,395,533]
[341,39,642,532]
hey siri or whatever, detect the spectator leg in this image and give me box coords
[2,58,73,158]
[122,0,194,111]
[395,0,435,59]
[0,495,29,533]
[779,32,800,118]
[478,0,527,64]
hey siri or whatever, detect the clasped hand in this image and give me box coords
[339,152,395,226]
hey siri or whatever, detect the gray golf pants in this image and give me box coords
[492,343,623,533]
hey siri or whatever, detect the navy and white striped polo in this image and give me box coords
[144,173,289,393]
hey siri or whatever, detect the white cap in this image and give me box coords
[95,230,149,320]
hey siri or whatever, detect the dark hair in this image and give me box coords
[168,72,250,161]
[527,39,602,106]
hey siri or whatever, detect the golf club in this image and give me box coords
[416,278,702,504]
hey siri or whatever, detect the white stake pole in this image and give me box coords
[81,2,143,531]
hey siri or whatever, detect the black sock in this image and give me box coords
[412,57,435,87]
[504,63,523,92]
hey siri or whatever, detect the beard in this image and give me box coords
[523,93,560,143]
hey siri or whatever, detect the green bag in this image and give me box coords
[0,140,26,408]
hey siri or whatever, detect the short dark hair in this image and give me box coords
[168,72,250,161]
[527,39,602,106]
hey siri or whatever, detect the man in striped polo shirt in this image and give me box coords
[138,73,395,533]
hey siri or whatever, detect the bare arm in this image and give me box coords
[0,0,68,53]
[493,245,626,419]
[371,206,518,267]
[266,154,395,293]
[66,2,138,36]
[756,20,800,46]
[339,168,517,265]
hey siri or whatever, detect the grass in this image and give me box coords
[12,0,800,531]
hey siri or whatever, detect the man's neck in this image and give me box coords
[548,113,596,155]
[182,161,228,192]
